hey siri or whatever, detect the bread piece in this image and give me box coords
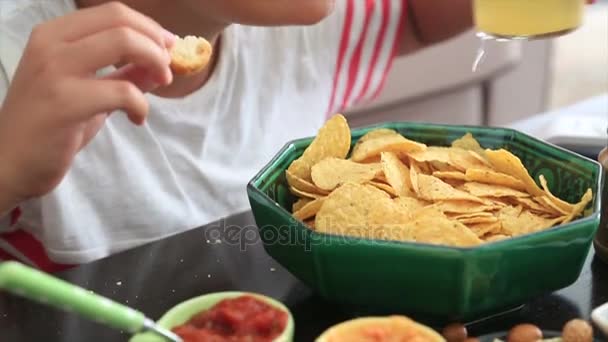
[169,35,213,76]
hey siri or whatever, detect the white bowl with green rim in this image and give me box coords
[129,291,295,342]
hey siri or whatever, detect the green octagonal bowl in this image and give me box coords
[247,122,603,323]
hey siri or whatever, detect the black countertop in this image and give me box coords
[1,211,607,341]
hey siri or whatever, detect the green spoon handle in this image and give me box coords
[0,261,146,333]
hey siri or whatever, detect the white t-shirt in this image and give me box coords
[0,0,405,269]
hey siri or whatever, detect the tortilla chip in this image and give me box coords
[286,170,329,196]
[451,132,487,158]
[409,147,452,165]
[434,200,499,214]
[465,168,527,192]
[432,171,466,181]
[350,134,426,162]
[483,234,510,243]
[316,183,396,238]
[406,207,482,247]
[305,219,316,230]
[429,160,458,173]
[457,216,499,225]
[287,114,351,180]
[561,188,593,224]
[374,173,389,183]
[381,152,413,197]
[293,197,326,221]
[462,182,530,198]
[449,148,492,172]
[393,196,428,214]
[409,160,421,195]
[443,180,467,189]
[498,206,564,236]
[538,175,575,213]
[292,198,312,213]
[536,196,571,216]
[413,160,433,175]
[289,186,324,199]
[417,174,486,204]
[356,128,399,144]
[451,212,494,219]
[485,149,544,197]
[514,197,561,216]
[311,158,382,191]
[467,221,502,238]
[367,181,399,197]
[469,150,492,167]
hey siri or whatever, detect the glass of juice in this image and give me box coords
[473,0,585,39]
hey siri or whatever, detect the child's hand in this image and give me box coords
[0,2,175,211]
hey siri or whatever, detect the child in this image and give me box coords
[0,0,479,271]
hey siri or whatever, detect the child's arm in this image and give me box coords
[406,0,473,47]
[0,2,174,215]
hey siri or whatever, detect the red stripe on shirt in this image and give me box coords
[370,0,407,100]
[0,229,74,273]
[353,0,391,105]
[340,0,376,110]
[327,0,355,116]
[10,207,21,225]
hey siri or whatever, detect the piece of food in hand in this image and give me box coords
[315,316,446,342]
[507,323,543,342]
[169,35,213,75]
[442,323,468,342]
[562,319,594,342]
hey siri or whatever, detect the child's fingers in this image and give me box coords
[80,113,108,150]
[36,1,174,49]
[65,27,172,85]
[104,64,171,93]
[70,79,149,125]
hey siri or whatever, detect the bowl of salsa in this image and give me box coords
[129,291,294,342]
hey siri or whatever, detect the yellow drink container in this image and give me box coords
[474,0,585,38]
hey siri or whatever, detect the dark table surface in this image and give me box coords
[1,211,607,341]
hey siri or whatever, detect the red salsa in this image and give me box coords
[172,295,288,342]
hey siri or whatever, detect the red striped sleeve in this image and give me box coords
[369,0,408,101]
[340,0,376,111]
[354,0,392,106]
[327,0,406,117]
[0,207,73,273]
[326,0,355,117]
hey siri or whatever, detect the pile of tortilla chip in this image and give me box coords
[286,114,594,247]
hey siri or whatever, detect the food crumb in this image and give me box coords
[116,281,122,286]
